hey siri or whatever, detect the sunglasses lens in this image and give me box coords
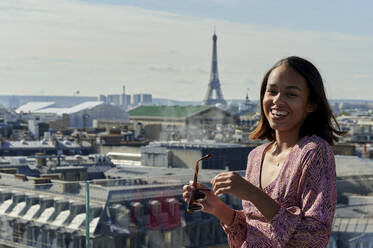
[189,203,203,212]
[196,194,207,202]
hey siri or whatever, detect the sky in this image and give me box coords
[0,0,372,101]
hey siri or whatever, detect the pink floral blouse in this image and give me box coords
[222,135,337,248]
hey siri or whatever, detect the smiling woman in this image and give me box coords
[262,64,316,139]
[183,56,346,247]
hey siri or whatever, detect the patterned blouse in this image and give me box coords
[222,135,337,248]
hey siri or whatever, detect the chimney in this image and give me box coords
[363,143,368,158]
[35,152,47,166]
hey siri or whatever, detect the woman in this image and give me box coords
[183,56,345,247]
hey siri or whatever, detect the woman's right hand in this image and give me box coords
[182,181,223,215]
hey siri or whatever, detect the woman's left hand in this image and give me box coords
[211,172,253,201]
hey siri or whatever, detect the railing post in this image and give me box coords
[86,181,90,248]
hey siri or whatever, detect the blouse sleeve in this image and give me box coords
[268,142,337,247]
[221,149,256,247]
[222,210,248,248]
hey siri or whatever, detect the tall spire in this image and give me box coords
[203,31,226,106]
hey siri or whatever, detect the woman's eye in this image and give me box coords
[287,93,297,97]
[267,90,277,95]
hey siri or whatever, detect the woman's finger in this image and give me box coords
[182,192,191,201]
[182,191,192,202]
[212,180,232,192]
[211,173,227,182]
[183,185,193,192]
[212,175,232,187]
[211,173,233,185]
[214,186,232,196]
[182,191,191,197]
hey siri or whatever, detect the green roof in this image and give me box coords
[128,105,212,118]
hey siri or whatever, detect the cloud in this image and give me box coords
[0,0,372,100]
[175,79,194,84]
[147,64,181,72]
[190,65,208,74]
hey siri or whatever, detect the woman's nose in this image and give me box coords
[272,93,283,104]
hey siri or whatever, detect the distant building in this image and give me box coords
[141,141,255,170]
[0,139,93,156]
[107,94,121,106]
[98,94,107,103]
[28,119,49,139]
[0,154,113,180]
[0,110,16,138]
[1,95,97,109]
[49,113,70,131]
[8,96,20,109]
[238,90,257,115]
[128,105,236,141]
[15,102,55,114]
[133,94,152,106]
[133,94,141,106]
[63,103,129,128]
[15,101,129,130]
[98,86,132,109]
[120,86,126,108]
[125,95,131,107]
[142,94,152,104]
[92,119,132,130]
[337,114,373,144]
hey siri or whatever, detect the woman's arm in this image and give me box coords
[182,182,248,247]
[211,199,236,225]
[212,139,337,247]
[183,182,236,224]
[211,171,280,221]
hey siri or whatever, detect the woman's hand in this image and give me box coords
[182,181,224,215]
[211,172,253,201]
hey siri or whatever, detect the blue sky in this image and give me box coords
[82,0,373,35]
[0,0,372,101]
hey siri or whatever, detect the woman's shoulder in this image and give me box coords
[299,135,331,150]
[250,142,270,155]
[246,143,270,162]
[297,135,333,159]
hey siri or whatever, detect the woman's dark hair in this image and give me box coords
[249,56,345,145]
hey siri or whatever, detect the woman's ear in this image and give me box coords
[307,102,317,113]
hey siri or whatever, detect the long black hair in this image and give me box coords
[250,56,345,145]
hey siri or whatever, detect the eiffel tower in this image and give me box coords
[203,32,226,106]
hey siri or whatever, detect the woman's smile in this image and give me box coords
[263,64,313,135]
[270,108,289,119]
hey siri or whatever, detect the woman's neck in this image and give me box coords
[274,131,300,153]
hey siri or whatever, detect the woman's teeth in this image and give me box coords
[271,109,288,117]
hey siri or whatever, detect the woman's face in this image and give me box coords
[263,64,314,137]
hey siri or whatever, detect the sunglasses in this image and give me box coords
[187,154,213,213]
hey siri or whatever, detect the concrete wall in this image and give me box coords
[169,149,202,169]
[141,146,170,167]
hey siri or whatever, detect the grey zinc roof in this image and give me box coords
[1,140,91,149]
[104,166,246,185]
[335,155,373,177]
[15,102,55,113]
[33,101,104,115]
[63,101,103,114]
[333,202,373,233]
